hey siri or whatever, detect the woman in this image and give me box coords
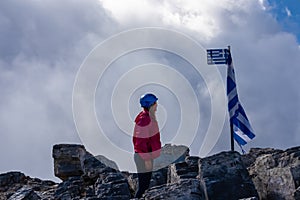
[133,93,162,198]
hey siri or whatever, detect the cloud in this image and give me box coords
[0,0,117,181]
[1,0,299,180]
[99,0,300,152]
[285,7,292,17]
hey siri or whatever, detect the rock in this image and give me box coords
[248,146,300,200]
[54,176,86,200]
[8,186,41,200]
[25,178,57,199]
[127,155,200,199]
[125,144,189,197]
[3,144,300,200]
[52,144,86,181]
[53,144,118,183]
[239,197,258,200]
[198,151,258,200]
[124,167,169,198]
[153,144,189,170]
[121,171,137,196]
[294,186,300,200]
[51,144,129,199]
[0,172,57,200]
[0,172,26,188]
[242,147,283,169]
[95,155,119,170]
[95,172,131,199]
[143,178,204,200]
[80,152,116,183]
[168,156,200,184]
[150,167,168,188]
[48,174,132,200]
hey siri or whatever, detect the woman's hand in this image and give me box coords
[145,159,153,171]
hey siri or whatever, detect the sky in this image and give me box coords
[0,0,299,182]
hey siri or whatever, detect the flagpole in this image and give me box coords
[206,46,255,153]
[230,123,234,151]
[228,46,234,152]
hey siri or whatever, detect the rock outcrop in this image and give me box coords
[1,144,300,199]
[198,151,258,199]
[153,144,189,170]
[247,146,300,200]
[52,144,86,181]
[52,144,130,199]
[0,171,57,199]
[143,179,204,200]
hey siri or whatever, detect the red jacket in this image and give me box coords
[133,110,161,160]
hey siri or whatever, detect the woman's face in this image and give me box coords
[152,102,157,112]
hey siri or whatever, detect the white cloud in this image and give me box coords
[285,7,292,17]
[258,0,267,10]
[0,0,117,181]
[100,0,163,26]
[99,0,300,151]
[100,0,270,40]
[1,0,300,180]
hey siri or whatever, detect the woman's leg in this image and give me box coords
[134,153,152,198]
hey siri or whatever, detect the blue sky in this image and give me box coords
[0,0,299,181]
[268,0,300,41]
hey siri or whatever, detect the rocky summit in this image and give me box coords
[1,144,300,200]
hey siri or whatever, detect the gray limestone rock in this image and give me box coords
[239,197,259,200]
[52,144,118,183]
[125,144,189,197]
[150,167,168,188]
[8,186,41,200]
[0,172,57,200]
[122,171,138,196]
[95,155,119,170]
[52,144,86,181]
[242,147,283,169]
[294,186,300,200]
[54,177,85,199]
[153,144,189,170]
[95,172,131,199]
[0,172,26,188]
[124,167,169,197]
[80,152,116,183]
[248,146,300,200]
[168,156,200,184]
[198,151,258,200]
[3,144,300,200]
[143,178,204,200]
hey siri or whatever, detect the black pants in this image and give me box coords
[134,153,152,198]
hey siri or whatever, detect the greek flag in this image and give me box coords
[227,52,255,146]
[207,49,230,65]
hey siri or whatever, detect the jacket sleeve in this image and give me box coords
[149,132,161,159]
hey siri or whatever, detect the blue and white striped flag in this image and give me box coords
[207,49,230,65]
[227,52,255,146]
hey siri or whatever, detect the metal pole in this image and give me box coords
[230,123,234,151]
